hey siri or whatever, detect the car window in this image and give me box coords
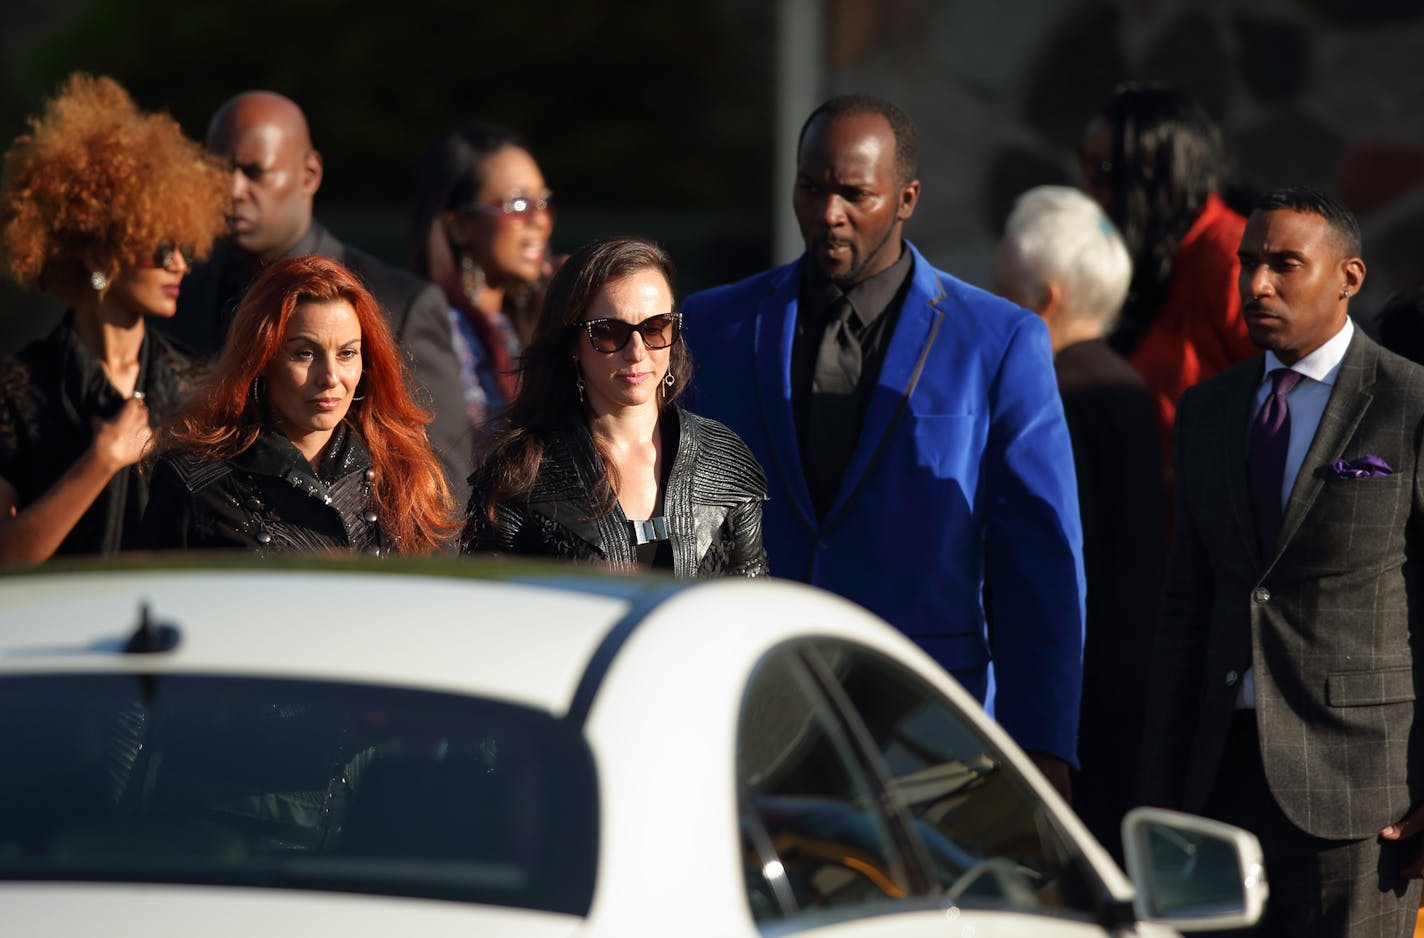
[808,642,1098,918]
[0,674,597,915]
[736,648,913,923]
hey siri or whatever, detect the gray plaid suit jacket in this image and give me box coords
[1141,328,1424,840]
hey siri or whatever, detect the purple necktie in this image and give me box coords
[1249,367,1304,555]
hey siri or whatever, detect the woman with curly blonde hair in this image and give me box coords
[0,73,227,562]
[142,255,459,556]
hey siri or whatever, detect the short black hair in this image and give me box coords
[1255,186,1362,258]
[797,94,918,184]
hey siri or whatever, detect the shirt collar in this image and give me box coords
[804,241,913,329]
[1262,317,1354,387]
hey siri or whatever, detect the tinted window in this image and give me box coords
[0,675,597,914]
[737,649,912,922]
[810,643,1096,916]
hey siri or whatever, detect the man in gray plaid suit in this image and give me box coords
[1141,187,1424,936]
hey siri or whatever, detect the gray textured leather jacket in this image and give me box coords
[461,407,769,578]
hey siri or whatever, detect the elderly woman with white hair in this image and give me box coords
[993,184,1165,861]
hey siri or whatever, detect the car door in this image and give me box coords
[737,639,1154,937]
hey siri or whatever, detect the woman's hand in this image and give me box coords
[91,397,153,471]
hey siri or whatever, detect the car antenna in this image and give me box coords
[124,602,181,655]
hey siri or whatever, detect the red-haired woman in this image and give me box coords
[142,255,458,555]
[0,73,227,563]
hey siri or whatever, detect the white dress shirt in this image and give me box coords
[1238,317,1354,708]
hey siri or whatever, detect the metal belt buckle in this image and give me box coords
[629,516,669,546]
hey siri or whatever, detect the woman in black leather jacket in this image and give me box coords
[142,256,459,555]
[461,236,768,577]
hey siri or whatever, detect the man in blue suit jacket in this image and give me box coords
[683,95,1085,792]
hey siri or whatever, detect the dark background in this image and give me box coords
[0,0,777,352]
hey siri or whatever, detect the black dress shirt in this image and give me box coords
[792,244,914,515]
[0,315,199,556]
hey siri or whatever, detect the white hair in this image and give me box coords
[999,185,1132,332]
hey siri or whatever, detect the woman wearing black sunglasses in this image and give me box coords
[0,73,227,563]
[461,236,768,577]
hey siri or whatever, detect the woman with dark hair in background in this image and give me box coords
[143,255,458,555]
[409,124,557,452]
[0,73,227,563]
[1078,83,1256,464]
[462,236,768,577]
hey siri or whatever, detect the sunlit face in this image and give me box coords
[573,268,674,418]
[264,299,363,459]
[445,146,553,289]
[104,242,192,319]
[793,111,918,286]
[1237,208,1363,366]
[210,116,318,261]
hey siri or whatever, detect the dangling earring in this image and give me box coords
[460,254,487,305]
[251,375,265,405]
[664,370,675,388]
[576,375,586,403]
[90,271,108,292]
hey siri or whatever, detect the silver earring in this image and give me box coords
[575,372,585,403]
[251,376,265,405]
[460,254,487,304]
[664,370,675,387]
[1341,289,1352,298]
[90,271,108,291]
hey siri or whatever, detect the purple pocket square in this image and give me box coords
[1331,455,1393,478]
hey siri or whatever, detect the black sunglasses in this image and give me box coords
[150,241,195,269]
[574,313,682,353]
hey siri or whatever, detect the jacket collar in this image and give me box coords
[230,422,372,505]
[53,312,167,427]
[526,407,713,573]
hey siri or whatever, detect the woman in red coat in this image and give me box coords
[1079,83,1258,467]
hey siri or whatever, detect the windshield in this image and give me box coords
[0,674,597,915]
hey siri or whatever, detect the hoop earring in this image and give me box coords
[351,379,366,402]
[250,375,265,405]
[90,271,108,292]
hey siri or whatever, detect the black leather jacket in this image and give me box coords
[462,408,769,577]
[141,423,388,555]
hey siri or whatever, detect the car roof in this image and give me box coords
[0,557,685,717]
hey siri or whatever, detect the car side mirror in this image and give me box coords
[1121,806,1267,932]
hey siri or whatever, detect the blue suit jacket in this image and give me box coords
[682,242,1086,763]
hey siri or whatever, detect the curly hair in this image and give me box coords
[0,73,228,293]
[158,256,460,555]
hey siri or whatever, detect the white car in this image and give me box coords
[0,562,1263,936]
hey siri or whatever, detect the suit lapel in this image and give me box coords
[753,264,817,531]
[1270,332,1376,563]
[823,245,945,529]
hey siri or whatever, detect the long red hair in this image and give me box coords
[160,255,458,554]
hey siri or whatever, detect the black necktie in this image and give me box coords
[806,294,861,517]
[1249,367,1304,555]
